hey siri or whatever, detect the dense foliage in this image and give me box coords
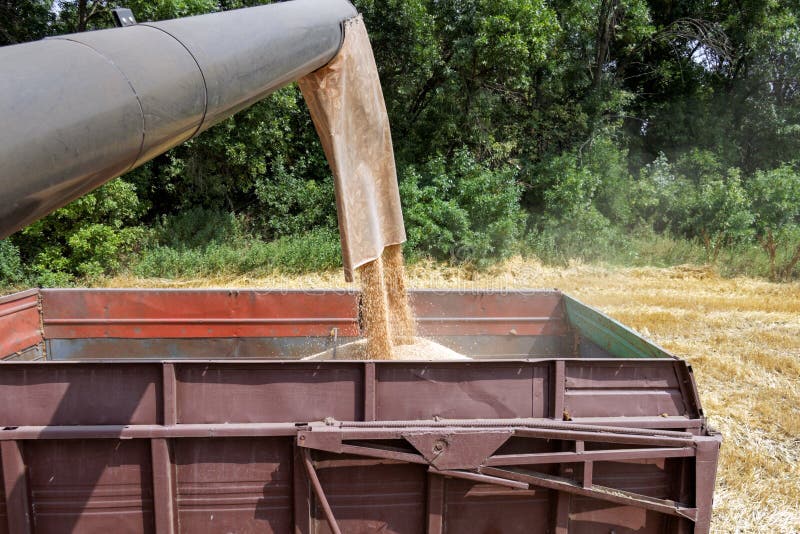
[1,0,799,286]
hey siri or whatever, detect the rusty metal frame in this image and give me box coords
[0,356,719,532]
[294,418,718,532]
[0,417,712,532]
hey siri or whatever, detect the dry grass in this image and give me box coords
[102,257,800,533]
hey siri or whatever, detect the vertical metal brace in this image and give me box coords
[154,364,178,533]
[693,435,722,534]
[363,361,376,421]
[293,445,311,534]
[162,363,178,426]
[552,360,565,420]
[151,438,177,533]
[300,447,342,534]
[426,473,444,534]
[554,439,572,534]
[1,440,32,534]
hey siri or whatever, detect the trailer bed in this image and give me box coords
[0,288,720,533]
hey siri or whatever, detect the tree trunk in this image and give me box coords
[759,231,777,280]
[701,230,712,259]
[77,0,105,33]
[592,0,620,89]
[711,234,725,262]
[780,242,800,280]
[77,0,88,32]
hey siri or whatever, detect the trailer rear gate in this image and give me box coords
[0,289,721,533]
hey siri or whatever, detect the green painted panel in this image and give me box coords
[564,295,674,359]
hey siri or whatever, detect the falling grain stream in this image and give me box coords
[299,16,460,360]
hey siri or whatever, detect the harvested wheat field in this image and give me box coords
[103,257,800,533]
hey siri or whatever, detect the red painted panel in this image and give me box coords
[410,290,564,318]
[41,289,360,339]
[0,289,42,358]
[39,289,568,340]
[375,362,549,420]
[25,439,154,534]
[175,437,293,533]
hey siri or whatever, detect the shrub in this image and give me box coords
[131,228,341,278]
[13,179,147,284]
[151,208,242,249]
[253,160,337,239]
[625,230,707,267]
[246,228,341,274]
[399,149,526,266]
[634,153,753,261]
[0,239,26,287]
[748,165,800,279]
[682,169,754,261]
[527,207,631,264]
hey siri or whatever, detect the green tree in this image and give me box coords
[683,170,753,261]
[17,179,147,283]
[4,0,800,281]
[0,240,25,286]
[400,149,526,265]
[748,165,800,279]
[0,0,54,45]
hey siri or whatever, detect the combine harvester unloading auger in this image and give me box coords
[0,1,721,532]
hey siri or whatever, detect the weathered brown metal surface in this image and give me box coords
[411,289,567,336]
[0,289,721,533]
[0,359,720,533]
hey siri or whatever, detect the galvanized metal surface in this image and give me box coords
[45,335,566,360]
[0,0,357,239]
[564,295,674,359]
